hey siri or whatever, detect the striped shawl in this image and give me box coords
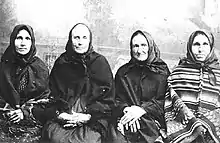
[164,65,220,143]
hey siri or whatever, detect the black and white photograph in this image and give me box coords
[0,0,220,142]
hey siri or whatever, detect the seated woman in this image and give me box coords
[0,24,50,142]
[109,30,170,143]
[164,29,220,142]
[41,23,115,143]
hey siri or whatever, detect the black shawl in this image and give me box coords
[49,23,115,137]
[0,24,50,116]
[112,30,170,142]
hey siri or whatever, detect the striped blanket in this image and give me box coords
[164,66,220,143]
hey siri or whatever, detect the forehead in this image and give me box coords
[72,25,90,36]
[132,34,147,43]
[193,34,209,42]
[17,29,30,36]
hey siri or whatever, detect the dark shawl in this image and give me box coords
[49,23,115,138]
[0,24,50,119]
[113,30,170,142]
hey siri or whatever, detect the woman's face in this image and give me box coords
[191,34,211,62]
[131,34,149,61]
[14,29,32,55]
[71,24,90,54]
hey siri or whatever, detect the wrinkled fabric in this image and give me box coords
[109,30,170,143]
[164,30,220,143]
[41,23,115,143]
[0,24,50,142]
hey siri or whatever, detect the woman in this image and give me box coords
[41,23,115,143]
[164,30,220,143]
[110,30,170,143]
[0,24,50,142]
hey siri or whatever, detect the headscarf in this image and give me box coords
[127,30,169,75]
[49,23,114,137]
[1,24,37,66]
[65,23,93,61]
[0,24,49,107]
[179,29,220,85]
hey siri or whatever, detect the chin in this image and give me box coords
[18,51,29,55]
[138,57,148,61]
[196,58,206,62]
[75,48,88,54]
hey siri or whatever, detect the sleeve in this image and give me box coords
[114,71,129,118]
[86,55,115,138]
[0,96,13,119]
[21,59,55,124]
[38,62,70,122]
[48,62,69,112]
[141,74,168,127]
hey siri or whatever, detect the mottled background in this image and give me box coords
[1,0,220,74]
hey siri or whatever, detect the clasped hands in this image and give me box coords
[117,105,146,135]
[58,112,91,128]
[5,109,24,123]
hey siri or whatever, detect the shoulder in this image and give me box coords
[171,64,199,75]
[89,51,110,66]
[31,56,49,74]
[50,52,68,69]
[115,62,130,77]
[90,51,105,61]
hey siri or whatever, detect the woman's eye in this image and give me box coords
[16,36,22,40]
[73,36,79,39]
[133,44,139,48]
[193,42,200,46]
[25,37,31,40]
[203,42,208,45]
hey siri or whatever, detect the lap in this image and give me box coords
[0,118,42,143]
[41,121,102,143]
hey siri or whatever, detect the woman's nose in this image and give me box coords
[21,40,25,45]
[198,46,202,52]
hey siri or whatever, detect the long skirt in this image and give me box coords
[41,121,101,143]
[0,118,42,143]
[107,118,160,143]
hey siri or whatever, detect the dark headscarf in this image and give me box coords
[65,23,93,61]
[49,23,114,137]
[179,29,220,85]
[1,24,37,66]
[0,24,49,107]
[128,30,169,75]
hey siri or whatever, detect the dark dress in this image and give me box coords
[109,30,170,143]
[0,24,50,143]
[41,23,115,143]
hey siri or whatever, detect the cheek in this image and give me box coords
[191,46,198,54]
[131,48,137,53]
[27,41,32,48]
[83,39,90,46]
[204,46,211,54]
[14,40,20,47]
[72,40,77,45]
[143,47,149,53]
